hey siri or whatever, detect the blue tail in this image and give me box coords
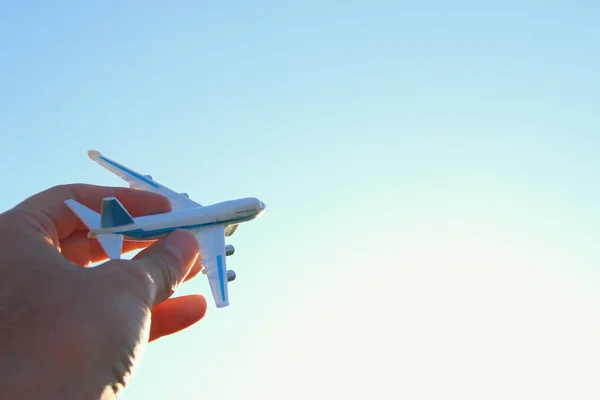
[100,197,134,228]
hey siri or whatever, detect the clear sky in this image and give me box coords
[1,1,600,399]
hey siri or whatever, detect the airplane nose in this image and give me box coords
[259,201,266,210]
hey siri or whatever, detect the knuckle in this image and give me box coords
[107,261,155,302]
[152,255,178,300]
[101,255,179,305]
[128,255,178,302]
[127,262,155,288]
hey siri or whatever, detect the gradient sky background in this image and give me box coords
[1,1,600,399]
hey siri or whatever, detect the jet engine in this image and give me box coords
[227,270,236,282]
[199,246,235,277]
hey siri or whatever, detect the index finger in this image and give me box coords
[14,184,172,240]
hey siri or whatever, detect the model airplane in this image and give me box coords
[65,150,266,308]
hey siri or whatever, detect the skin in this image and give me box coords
[0,184,208,399]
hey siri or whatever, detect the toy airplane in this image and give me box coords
[65,150,266,308]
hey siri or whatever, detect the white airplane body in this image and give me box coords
[65,150,266,308]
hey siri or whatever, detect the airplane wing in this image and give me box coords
[88,150,201,211]
[193,225,230,308]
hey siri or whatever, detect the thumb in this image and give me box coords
[128,229,199,305]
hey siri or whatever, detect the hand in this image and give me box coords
[0,184,207,399]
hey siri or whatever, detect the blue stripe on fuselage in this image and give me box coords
[99,156,159,188]
[117,215,253,239]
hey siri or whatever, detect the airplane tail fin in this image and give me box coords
[64,199,124,260]
[100,197,135,228]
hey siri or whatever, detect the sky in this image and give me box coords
[1,1,600,398]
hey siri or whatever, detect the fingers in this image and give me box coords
[126,230,199,305]
[149,295,207,341]
[60,232,158,266]
[62,233,206,274]
[14,184,171,240]
[184,256,204,283]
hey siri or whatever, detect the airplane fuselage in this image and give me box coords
[88,197,265,241]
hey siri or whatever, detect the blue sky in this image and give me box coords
[1,1,600,398]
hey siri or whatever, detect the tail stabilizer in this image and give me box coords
[64,199,124,260]
[65,199,100,230]
[96,234,124,260]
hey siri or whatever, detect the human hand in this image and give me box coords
[0,184,207,399]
